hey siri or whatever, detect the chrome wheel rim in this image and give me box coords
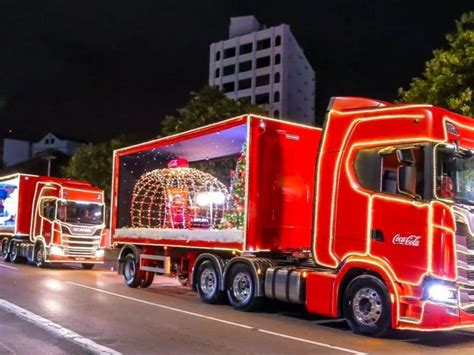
[232,272,252,303]
[11,243,18,259]
[124,259,136,281]
[352,287,382,325]
[200,268,217,296]
[36,248,44,265]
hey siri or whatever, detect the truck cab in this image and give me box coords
[308,97,474,334]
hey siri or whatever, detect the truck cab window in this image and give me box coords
[355,145,426,199]
[42,199,56,220]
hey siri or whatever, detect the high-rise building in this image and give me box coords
[209,16,316,125]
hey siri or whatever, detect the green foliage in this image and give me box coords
[161,86,266,136]
[398,11,474,117]
[61,136,133,203]
[0,97,7,112]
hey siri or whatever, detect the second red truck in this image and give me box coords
[1,174,106,269]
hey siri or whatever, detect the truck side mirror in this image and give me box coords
[398,165,420,200]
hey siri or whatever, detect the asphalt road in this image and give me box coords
[1,260,474,355]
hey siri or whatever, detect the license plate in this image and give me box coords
[75,258,86,261]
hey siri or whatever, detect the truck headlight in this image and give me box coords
[95,249,105,258]
[427,284,458,304]
[50,246,64,256]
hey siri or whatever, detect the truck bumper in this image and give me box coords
[48,255,105,264]
[398,302,474,331]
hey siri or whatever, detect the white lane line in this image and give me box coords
[0,263,18,270]
[67,282,366,355]
[0,299,121,355]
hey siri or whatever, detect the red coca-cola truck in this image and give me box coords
[111,97,474,336]
[1,174,106,269]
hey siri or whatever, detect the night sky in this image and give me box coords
[0,0,472,142]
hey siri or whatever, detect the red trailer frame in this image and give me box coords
[111,115,322,253]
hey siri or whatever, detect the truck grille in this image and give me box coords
[61,233,100,258]
[455,220,474,313]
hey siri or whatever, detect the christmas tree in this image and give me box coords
[221,143,246,229]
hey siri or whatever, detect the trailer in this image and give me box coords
[1,174,106,269]
[111,97,474,336]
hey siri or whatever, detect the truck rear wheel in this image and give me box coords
[140,272,155,288]
[1,238,11,262]
[10,241,26,264]
[226,263,262,311]
[196,260,225,304]
[343,275,391,337]
[123,253,145,288]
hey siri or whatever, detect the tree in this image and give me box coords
[398,12,474,117]
[160,86,266,135]
[61,136,134,203]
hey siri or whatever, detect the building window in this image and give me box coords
[223,64,235,76]
[239,43,253,55]
[215,51,221,61]
[256,38,271,51]
[273,110,280,118]
[256,56,270,68]
[50,138,55,144]
[224,47,236,59]
[274,72,280,83]
[275,54,281,65]
[275,35,281,46]
[215,68,220,78]
[255,93,270,105]
[222,82,235,93]
[238,78,252,90]
[45,139,49,144]
[274,91,280,102]
[239,96,252,103]
[256,74,270,87]
[239,60,252,72]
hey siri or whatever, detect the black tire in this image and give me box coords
[226,263,262,312]
[1,238,11,262]
[123,253,145,288]
[10,241,25,264]
[196,260,225,304]
[140,271,155,288]
[82,263,95,270]
[343,275,391,337]
[35,243,49,268]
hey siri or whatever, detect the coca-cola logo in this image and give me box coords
[392,234,421,247]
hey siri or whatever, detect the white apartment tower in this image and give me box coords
[209,16,316,125]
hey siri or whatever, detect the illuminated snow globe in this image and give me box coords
[130,158,228,230]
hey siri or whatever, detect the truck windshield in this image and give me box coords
[57,201,104,225]
[435,144,474,205]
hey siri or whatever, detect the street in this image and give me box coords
[1,260,474,355]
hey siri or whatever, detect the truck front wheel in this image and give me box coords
[343,275,391,337]
[123,253,145,288]
[82,263,95,270]
[1,238,11,262]
[226,263,262,311]
[35,243,49,268]
[196,260,225,304]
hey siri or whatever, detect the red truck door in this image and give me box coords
[369,146,430,284]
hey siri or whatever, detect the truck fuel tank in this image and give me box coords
[264,267,308,304]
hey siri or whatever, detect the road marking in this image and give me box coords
[68,282,366,355]
[0,263,17,270]
[0,299,121,355]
